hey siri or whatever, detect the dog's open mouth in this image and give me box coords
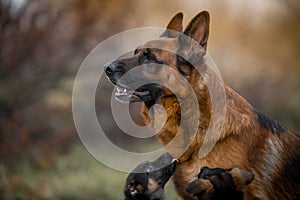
[115,86,150,103]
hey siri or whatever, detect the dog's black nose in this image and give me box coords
[104,61,125,76]
[104,62,113,76]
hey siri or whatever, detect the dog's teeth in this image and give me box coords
[116,87,128,93]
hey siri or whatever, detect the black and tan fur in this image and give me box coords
[185,166,254,200]
[105,11,300,199]
[124,153,177,200]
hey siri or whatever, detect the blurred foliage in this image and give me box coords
[0,0,299,199]
[0,0,141,165]
[0,144,179,199]
[0,144,126,199]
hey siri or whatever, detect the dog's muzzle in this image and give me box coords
[104,61,125,85]
[104,61,151,103]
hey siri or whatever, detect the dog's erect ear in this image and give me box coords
[182,11,210,49]
[160,12,183,38]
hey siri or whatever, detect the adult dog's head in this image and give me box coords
[104,11,210,107]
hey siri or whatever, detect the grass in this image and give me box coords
[0,143,180,199]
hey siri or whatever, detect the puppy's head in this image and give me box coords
[185,166,254,200]
[124,153,177,200]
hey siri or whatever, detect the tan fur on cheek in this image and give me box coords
[199,178,214,193]
[193,179,214,200]
[148,178,158,193]
[128,183,144,196]
[136,184,144,194]
[201,180,214,200]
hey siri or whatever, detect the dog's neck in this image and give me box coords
[141,71,255,162]
[141,92,207,160]
[222,86,254,138]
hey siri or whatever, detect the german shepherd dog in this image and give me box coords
[185,166,254,200]
[105,11,300,199]
[124,153,177,200]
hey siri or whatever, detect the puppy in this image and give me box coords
[185,166,254,200]
[124,153,177,200]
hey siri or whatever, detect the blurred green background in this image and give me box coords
[1,0,299,199]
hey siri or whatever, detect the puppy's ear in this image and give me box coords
[230,168,255,190]
[240,169,255,185]
[160,12,183,38]
[185,179,213,197]
[182,11,209,49]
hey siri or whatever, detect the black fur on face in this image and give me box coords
[124,153,177,200]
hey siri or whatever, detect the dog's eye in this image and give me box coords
[144,55,156,63]
[147,56,155,62]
